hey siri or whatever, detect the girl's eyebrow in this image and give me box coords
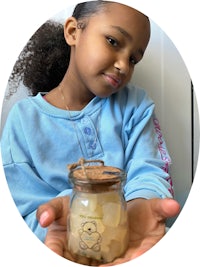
[110,25,144,57]
[110,25,132,41]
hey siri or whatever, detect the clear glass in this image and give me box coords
[68,188,129,263]
[67,160,129,264]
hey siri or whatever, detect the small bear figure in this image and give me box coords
[79,221,101,251]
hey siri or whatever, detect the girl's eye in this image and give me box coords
[106,37,118,47]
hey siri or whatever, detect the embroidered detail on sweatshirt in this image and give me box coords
[153,117,174,196]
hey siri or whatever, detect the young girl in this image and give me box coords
[1,1,180,266]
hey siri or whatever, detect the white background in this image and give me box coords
[0,0,200,266]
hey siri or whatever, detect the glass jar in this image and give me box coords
[67,158,129,264]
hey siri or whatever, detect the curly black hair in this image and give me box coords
[7,1,112,97]
[8,20,69,96]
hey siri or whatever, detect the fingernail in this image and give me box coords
[40,211,49,226]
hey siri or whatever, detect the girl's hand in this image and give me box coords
[36,196,100,266]
[36,196,72,259]
[37,197,180,266]
[100,198,180,266]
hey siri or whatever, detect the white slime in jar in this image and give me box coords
[67,159,129,264]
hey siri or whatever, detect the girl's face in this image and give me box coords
[65,2,150,98]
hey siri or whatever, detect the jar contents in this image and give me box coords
[67,159,129,264]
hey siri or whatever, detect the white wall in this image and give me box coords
[132,20,199,225]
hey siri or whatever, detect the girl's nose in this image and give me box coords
[114,57,131,76]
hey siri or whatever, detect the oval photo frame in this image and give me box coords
[0,1,199,266]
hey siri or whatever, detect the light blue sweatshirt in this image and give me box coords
[1,85,173,242]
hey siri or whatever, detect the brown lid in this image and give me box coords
[68,158,126,184]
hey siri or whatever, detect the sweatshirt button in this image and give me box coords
[84,127,92,135]
[89,141,96,149]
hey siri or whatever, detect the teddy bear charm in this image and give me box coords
[67,158,129,264]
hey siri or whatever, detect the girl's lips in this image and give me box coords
[103,73,122,89]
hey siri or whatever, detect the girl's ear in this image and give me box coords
[64,17,78,45]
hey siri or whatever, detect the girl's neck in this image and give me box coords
[44,75,95,111]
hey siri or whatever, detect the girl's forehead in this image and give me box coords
[89,2,148,27]
[87,3,149,32]
[98,2,146,18]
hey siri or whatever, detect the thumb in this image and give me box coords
[36,196,69,227]
[152,198,181,222]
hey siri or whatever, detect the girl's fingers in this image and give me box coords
[36,196,70,227]
[151,198,180,222]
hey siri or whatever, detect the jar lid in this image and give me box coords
[67,158,126,185]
